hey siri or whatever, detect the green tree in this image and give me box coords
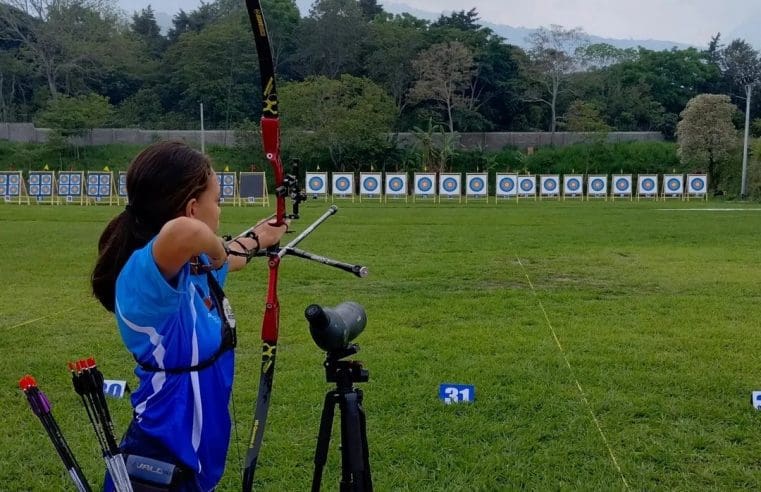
[293,0,368,78]
[676,94,738,190]
[525,25,589,133]
[35,92,113,157]
[280,75,396,170]
[131,6,167,58]
[408,41,476,135]
[564,100,611,132]
[365,15,426,117]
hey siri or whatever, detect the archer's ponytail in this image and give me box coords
[91,141,212,312]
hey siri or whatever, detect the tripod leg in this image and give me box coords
[312,391,337,492]
[340,391,371,492]
[356,389,373,491]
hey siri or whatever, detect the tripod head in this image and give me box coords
[324,344,369,387]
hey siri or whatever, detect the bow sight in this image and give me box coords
[279,159,307,220]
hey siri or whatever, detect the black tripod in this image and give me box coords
[312,344,372,492]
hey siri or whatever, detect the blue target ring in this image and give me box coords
[667,178,680,191]
[335,177,351,192]
[30,185,39,194]
[442,177,457,192]
[591,178,605,191]
[567,178,580,191]
[615,179,629,191]
[29,175,40,185]
[469,177,485,192]
[520,179,534,192]
[224,175,234,185]
[88,185,99,195]
[691,178,705,191]
[389,177,404,192]
[418,177,433,192]
[544,179,558,191]
[642,178,655,191]
[59,174,70,184]
[499,177,515,192]
[309,177,325,192]
[363,177,379,192]
[89,175,99,184]
[71,175,81,184]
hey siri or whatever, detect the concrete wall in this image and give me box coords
[0,123,663,150]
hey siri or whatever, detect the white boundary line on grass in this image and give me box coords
[657,208,761,212]
[2,307,77,330]
[516,255,630,491]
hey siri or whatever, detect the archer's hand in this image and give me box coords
[255,219,289,249]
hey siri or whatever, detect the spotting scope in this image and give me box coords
[305,302,367,352]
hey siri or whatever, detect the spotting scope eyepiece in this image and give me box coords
[305,302,367,352]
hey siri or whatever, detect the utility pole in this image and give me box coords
[741,84,752,199]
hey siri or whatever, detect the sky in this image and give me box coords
[118,0,761,47]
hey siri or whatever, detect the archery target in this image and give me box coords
[385,173,407,196]
[439,174,461,197]
[663,174,683,196]
[586,175,608,197]
[216,172,237,202]
[540,175,560,196]
[86,172,112,200]
[637,175,658,196]
[687,175,707,195]
[332,173,354,195]
[57,172,84,198]
[563,175,583,196]
[613,175,632,195]
[306,173,328,195]
[414,173,436,196]
[359,173,382,195]
[495,174,518,197]
[517,176,536,196]
[466,174,488,196]
[29,172,54,200]
[118,172,128,197]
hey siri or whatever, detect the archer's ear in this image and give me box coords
[185,198,197,218]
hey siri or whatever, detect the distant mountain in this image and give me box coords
[381,1,694,51]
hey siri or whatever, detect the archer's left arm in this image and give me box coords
[226,220,289,272]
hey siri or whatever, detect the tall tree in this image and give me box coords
[358,0,383,20]
[0,0,124,98]
[676,94,738,190]
[408,40,476,134]
[525,24,589,133]
[131,6,166,58]
[281,74,396,170]
[293,0,367,78]
[365,15,426,118]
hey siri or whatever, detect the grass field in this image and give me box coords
[3,199,761,491]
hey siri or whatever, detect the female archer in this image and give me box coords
[92,140,287,491]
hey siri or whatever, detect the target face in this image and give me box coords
[335,177,351,192]
[499,177,515,192]
[690,177,705,191]
[615,179,629,191]
[388,177,404,192]
[543,178,558,191]
[442,177,457,192]
[519,178,534,192]
[309,176,325,191]
[418,177,433,192]
[566,178,580,191]
[642,178,655,192]
[469,177,485,192]
[667,178,680,191]
[363,177,379,192]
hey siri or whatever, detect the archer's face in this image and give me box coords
[191,171,222,233]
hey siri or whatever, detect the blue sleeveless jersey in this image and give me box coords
[114,238,234,491]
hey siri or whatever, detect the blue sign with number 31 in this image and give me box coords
[439,383,475,404]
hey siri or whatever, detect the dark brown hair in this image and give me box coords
[92,141,212,312]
